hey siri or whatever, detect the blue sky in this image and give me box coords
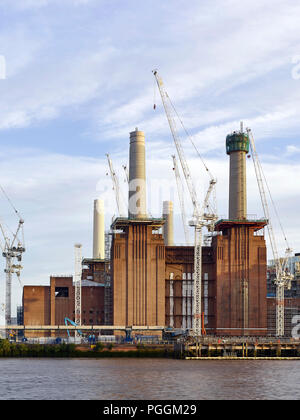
[0,0,299,318]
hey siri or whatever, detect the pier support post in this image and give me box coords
[276,345,281,358]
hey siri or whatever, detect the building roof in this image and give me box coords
[215,218,268,232]
[111,216,165,230]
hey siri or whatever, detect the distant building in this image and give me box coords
[267,253,300,336]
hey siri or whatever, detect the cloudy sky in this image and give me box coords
[0,0,299,318]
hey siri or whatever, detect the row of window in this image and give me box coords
[72,310,104,314]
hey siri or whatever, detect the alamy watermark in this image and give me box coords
[292,315,300,339]
[291,55,300,80]
[95,176,178,217]
[0,55,6,79]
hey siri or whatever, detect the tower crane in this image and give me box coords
[0,186,25,327]
[153,69,218,337]
[122,164,129,184]
[106,154,127,217]
[247,128,293,336]
[172,154,190,245]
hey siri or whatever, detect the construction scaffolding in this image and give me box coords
[104,231,112,325]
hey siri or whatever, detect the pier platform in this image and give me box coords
[175,337,300,359]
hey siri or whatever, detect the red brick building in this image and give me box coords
[23,259,109,337]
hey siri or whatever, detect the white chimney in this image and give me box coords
[93,199,105,259]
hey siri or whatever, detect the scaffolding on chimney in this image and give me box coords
[104,231,112,325]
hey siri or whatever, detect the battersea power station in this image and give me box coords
[23,126,269,338]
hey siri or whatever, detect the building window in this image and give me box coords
[55,287,69,298]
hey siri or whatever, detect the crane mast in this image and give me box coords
[172,154,190,245]
[0,188,25,328]
[153,71,201,219]
[122,164,129,184]
[74,243,82,334]
[153,69,217,337]
[106,154,126,217]
[247,128,293,336]
[3,220,24,326]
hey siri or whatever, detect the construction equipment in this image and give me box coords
[0,186,25,328]
[153,69,218,337]
[64,317,83,338]
[124,327,133,343]
[122,164,129,184]
[247,127,293,336]
[106,154,127,217]
[74,243,82,334]
[172,154,190,245]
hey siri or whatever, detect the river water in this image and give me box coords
[0,358,299,400]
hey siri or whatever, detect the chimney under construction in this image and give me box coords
[93,199,105,259]
[128,128,147,219]
[211,123,268,336]
[226,122,249,220]
[163,201,174,246]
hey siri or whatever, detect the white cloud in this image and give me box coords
[0,0,96,10]
[0,0,299,315]
[286,145,300,156]
[1,0,300,141]
[0,47,117,129]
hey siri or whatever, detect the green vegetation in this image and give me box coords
[94,342,104,352]
[106,343,114,350]
[0,339,173,358]
[0,339,77,357]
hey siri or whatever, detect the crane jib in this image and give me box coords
[153,69,217,337]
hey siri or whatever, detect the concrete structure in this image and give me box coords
[128,128,147,219]
[93,199,105,259]
[163,201,174,246]
[226,128,249,220]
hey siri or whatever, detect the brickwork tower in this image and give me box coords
[111,129,165,330]
[212,126,268,336]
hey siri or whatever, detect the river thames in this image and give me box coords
[0,358,299,400]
